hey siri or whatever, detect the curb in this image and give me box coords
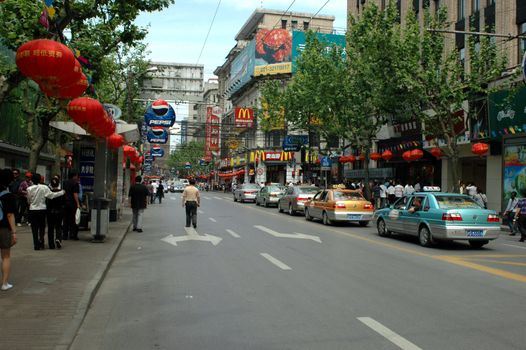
[55,222,132,350]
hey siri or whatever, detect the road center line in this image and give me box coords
[226,229,240,238]
[260,253,292,270]
[502,244,526,250]
[357,317,422,350]
[209,217,217,222]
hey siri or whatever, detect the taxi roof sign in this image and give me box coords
[423,186,441,192]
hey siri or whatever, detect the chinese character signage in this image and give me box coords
[205,106,221,154]
[79,146,95,192]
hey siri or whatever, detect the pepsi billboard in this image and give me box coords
[147,126,168,144]
[150,145,165,158]
[144,99,176,127]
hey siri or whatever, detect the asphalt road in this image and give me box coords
[71,191,526,350]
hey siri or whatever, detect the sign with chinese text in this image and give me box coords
[79,146,95,192]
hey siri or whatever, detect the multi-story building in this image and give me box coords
[347,0,526,211]
[214,8,337,186]
[188,81,219,143]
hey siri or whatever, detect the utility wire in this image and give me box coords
[196,0,222,65]
[307,0,332,25]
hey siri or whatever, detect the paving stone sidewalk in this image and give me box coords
[0,209,132,350]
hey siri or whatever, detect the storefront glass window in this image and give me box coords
[503,143,526,204]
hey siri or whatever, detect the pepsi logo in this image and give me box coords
[152,145,162,152]
[152,99,169,116]
[151,126,165,136]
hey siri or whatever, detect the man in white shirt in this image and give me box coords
[404,183,415,196]
[379,182,388,208]
[151,181,159,204]
[387,182,396,204]
[394,182,404,198]
[504,191,519,235]
[466,183,478,197]
[27,174,64,250]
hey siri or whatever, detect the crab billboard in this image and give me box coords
[147,126,168,144]
[144,99,176,127]
[254,29,292,77]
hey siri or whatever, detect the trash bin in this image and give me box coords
[90,197,111,242]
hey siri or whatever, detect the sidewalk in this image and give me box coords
[0,209,132,350]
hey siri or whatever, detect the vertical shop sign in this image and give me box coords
[79,146,95,192]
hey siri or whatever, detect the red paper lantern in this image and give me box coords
[370,152,381,161]
[16,39,76,86]
[123,145,136,158]
[410,149,423,161]
[430,147,442,158]
[402,151,412,162]
[472,143,489,156]
[40,73,88,99]
[382,150,393,161]
[359,154,365,161]
[348,155,356,162]
[56,59,83,87]
[107,133,124,149]
[67,97,105,130]
[339,156,348,163]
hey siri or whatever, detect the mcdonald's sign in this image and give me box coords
[235,107,254,128]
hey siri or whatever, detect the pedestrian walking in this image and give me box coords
[387,181,396,204]
[394,181,404,199]
[0,168,17,291]
[182,178,200,228]
[47,178,65,249]
[27,174,65,250]
[379,182,387,208]
[473,189,488,209]
[151,181,159,203]
[404,183,415,196]
[129,176,150,233]
[8,168,22,226]
[156,182,164,204]
[63,171,81,241]
[146,181,154,204]
[17,172,32,226]
[466,182,478,197]
[504,191,519,236]
[372,182,381,209]
[514,189,526,242]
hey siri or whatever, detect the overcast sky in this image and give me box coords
[136,0,348,80]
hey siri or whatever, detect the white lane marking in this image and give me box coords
[213,196,222,200]
[203,196,211,200]
[260,253,292,270]
[502,244,526,250]
[226,229,240,238]
[357,317,422,350]
[209,217,217,222]
[254,225,322,243]
[170,197,176,200]
[198,210,204,214]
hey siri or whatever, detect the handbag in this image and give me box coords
[75,208,81,225]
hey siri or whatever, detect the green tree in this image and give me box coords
[168,141,213,177]
[0,0,174,171]
[416,7,507,191]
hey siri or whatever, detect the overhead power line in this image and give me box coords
[307,0,332,25]
[196,0,222,65]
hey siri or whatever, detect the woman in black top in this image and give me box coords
[0,168,17,291]
[47,178,65,249]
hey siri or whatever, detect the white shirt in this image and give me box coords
[505,197,519,212]
[466,185,478,196]
[414,183,421,192]
[379,184,387,198]
[27,184,65,211]
[394,185,404,197]
[387,185,395,195]
[404,185,415,196]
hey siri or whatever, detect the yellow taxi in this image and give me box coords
[304,187,374,226]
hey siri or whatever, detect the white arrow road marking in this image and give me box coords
[161,227,222,246]
[226,229,240,238]
[260,253,292,270]
[254,225,321,243]
[209,217,217,222]
[357,317,422,350]
[203,196,211,200]
[170,197,176,200]
[213,196,222,200]
[198,210,204,214]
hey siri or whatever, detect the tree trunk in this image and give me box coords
[363,146,371,201]
[28,117,50,173]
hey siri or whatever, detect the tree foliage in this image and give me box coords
[168,141,213,177]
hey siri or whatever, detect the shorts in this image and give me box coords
[0,228,13,249]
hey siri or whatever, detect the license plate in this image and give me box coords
[348,214,362,220]
[466,230,484,237]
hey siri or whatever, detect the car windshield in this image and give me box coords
[242,184,260,190]
[298,187,320,194]
[435,195,481,209]
[268,186,285,192]
[333,191,364,201]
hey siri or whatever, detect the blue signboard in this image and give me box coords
[184,162,192,169]
[144,99,176,127]
[320,156,332,170]
[150,146,165,158]
[147,126,168,144]
[282,134,309,151]
[79,146,95,192]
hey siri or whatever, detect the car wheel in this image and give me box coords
[264,199,269,207]
[377,219,391,237]
[288,204,295,216]
[256,198,260,206]
[234,195,237,202]
[305,208,313,221]
[418,226,433,247]
[469,240,488,249]
[278,202,283,212]
[359,221,369,227]
[322,212,332,226]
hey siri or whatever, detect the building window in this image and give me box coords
[487,0,495,4]
[458,0,465,19]
[291,20,298,29]
[281,20,287,29]
[459,47,466,68]
[472,0,480,12]
[381,0,387,10]
[520,22,526,60]
[413,0,420,14]
[303,21,309,30]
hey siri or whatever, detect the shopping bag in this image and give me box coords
[75,208,81,225]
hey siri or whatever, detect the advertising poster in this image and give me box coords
[503,144,526,201]
[79,146,95,192]
[144,99,176,127]
[228,40,255,94]
[254,29,292,76]
[147,126,168,144]
[291,31,346,72]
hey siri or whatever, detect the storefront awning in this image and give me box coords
[50,121,140,142]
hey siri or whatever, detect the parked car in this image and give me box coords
[304,189,374,226]
[172,181,185,193]
[278,185,321,215]
[255,185,286,207]
[374,188,501,248]
[233,183,260,203]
